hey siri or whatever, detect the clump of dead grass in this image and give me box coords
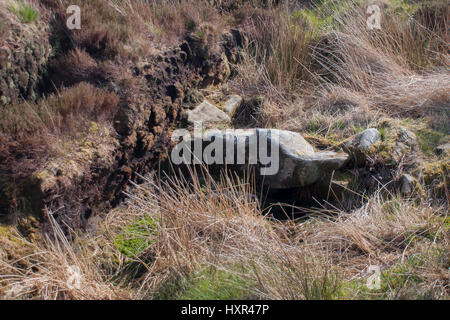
[0,214,132,299]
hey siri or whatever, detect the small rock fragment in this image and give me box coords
[184,100,231,124]
[343,128,381,165]
[223,95,242,115]
[398,174,420,195]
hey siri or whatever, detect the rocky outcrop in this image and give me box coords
[181,94,243,126]
[56,32,243,228]
[171,128,349,189]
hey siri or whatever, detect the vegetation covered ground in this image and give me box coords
[0,0,448,299]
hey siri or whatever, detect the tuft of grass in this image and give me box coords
[0,215,133,299]
[416,128,446,156]
[232,0,449,131]
[9,2,38,23]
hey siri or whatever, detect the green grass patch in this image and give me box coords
[416,128,446,156]
[290,0,357,37]
[341,256,427,299]
[9,2,38,23]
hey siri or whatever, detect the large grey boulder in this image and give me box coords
[171,128,349,189]
[183,100,230,125]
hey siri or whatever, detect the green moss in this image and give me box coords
[174,266,253,300]
[421,160,449,185]
[196,31,206,39]
[114,216,158,259]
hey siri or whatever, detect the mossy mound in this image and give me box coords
[416,160,450,199]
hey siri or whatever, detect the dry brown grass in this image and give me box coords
[233,5,316,96]
[0,215,132,299]
[315,2,450,117]
[230,0,450,130]
[1,168,447,299]
[49,48,120,88]
[40,0,227,58]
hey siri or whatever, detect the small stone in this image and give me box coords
[343,128,381,165]
[356,128,381,150]
[399,174,419,195]
[184,100,231,124]
[223,95,242,115]
[397,127,417,147]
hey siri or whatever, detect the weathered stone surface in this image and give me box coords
[398,174,421,195]
[343,128,381,164]
[223,95,242,115]
[346,128,381,150]
[377,120,419,167]
[183,100,231,124]
[172,129,349,189]
[392,127,417,160]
